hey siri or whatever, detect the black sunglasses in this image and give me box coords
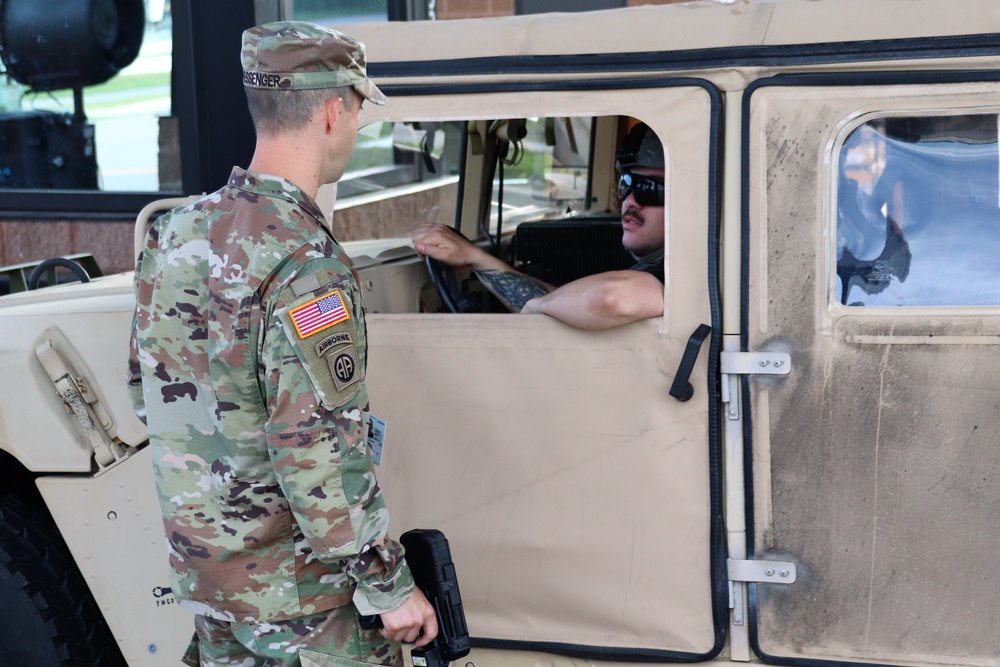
[618,173,664,207]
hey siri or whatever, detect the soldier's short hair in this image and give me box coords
[245,85,355,137]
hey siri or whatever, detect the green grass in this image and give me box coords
[20,71,169,100]
[21,71,170,115]
[85,91,170,113]
[86,71,171,95]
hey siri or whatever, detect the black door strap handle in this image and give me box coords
[669,323,712,402]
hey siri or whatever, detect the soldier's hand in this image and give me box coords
[412,223,481,267]
[378,588,438,647]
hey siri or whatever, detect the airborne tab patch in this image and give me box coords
[316,331,353,357]
[289,290,350,339]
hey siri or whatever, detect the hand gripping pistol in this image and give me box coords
[361,528,471,667]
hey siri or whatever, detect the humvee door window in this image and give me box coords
[836,114,1000,306]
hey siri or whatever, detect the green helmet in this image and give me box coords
[615,122,663,172]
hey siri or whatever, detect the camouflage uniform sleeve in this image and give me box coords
[261,257,415,616]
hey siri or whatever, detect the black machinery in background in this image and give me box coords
[0,0,145,188]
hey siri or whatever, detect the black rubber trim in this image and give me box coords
[392,75,727,663]
[369,33,1000,79]
[705,73,728,660]
[739,69,1000,667]
[471,636,715,664]
[380,76,700,98]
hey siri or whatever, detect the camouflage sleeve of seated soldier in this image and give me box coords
[260,247,415,616]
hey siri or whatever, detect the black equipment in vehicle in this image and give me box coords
[514,217,634,286]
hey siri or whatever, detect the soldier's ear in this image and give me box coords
[322,95,346,133]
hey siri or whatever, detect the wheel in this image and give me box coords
[0,493,126,666]
[27,257,91,290]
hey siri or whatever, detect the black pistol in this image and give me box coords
[361,528,471,667]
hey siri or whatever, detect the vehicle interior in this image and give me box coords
[327,114,642,315]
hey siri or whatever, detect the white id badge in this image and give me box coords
[366,414,386,466]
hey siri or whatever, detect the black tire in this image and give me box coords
[0,492,127,667]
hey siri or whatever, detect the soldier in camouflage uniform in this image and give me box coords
[127,22,437,667]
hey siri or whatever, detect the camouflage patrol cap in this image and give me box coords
[615,122,664,172]
[242,21,386,106]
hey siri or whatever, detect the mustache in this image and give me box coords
[623,205,645,225]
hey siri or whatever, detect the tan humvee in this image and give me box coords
[2,1,1000,665]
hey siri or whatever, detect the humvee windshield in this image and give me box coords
[341,117,593,229]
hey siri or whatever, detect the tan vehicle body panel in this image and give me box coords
[746,82,1000,665]
[1,0,1000,665]
[0,276,147,469]
[347,0,1000,63]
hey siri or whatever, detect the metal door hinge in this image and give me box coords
[728,558,797,584]
[721,351,791,420]
[721,351,791,375]
[728,558,796,627]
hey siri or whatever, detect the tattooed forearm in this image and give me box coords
[477,269,551,311]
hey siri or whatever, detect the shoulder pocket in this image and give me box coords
[276,288,365,411]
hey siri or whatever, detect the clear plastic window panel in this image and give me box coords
[836,114,1000,306]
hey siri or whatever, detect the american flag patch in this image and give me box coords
[289,290,350,338]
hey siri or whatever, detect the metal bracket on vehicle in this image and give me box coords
[720,351,791,420]
[720,351,791,375]
[728,558,797,584]
[727,558,797,626]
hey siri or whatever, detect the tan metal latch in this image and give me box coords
[35,338,129,469]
